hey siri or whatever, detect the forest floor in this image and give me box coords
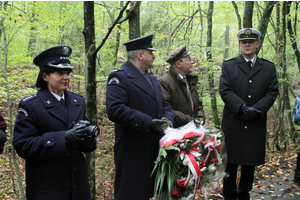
[1,112,300,199]
[209,146,300,200]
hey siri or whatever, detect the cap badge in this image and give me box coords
[244,28,252,35]
[62,46,70,56]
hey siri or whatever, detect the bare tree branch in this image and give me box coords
[92,1,130,56]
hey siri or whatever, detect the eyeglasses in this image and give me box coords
[179,59,191,62]
[240,40,256,44]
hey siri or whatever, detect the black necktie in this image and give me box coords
[248,61,252,71]
[60,99,67,112]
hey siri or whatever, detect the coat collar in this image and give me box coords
[168,66,198,86]
[121,61,156,99]
[38,88,81,128]
[236,54,263,76]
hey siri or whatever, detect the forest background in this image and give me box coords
[0,1,299,199]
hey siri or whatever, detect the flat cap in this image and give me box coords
[33,45,73,69]
[237,28,261,40]
[123,34,156,52]
[165,45,191,65]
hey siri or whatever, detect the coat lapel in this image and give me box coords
[65,91,82,129]
[250,57,263,77]
[236,55,250,74]
[38,89,69,125]
[122,62,156,99]
[236,55,263,77]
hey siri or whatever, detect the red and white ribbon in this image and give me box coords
[203,134,222,163]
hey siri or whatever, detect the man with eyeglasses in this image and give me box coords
[219,28,279,200]
[159,44,205,128]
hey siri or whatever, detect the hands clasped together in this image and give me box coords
[238,104,261,122]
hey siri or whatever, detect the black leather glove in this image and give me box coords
[149,119,167,133]
[239,104,261,122]
[65,121,90,143]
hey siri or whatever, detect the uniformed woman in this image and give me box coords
[13,46,97,200]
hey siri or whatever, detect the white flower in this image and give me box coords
[200,166,206,172]
[208,164,216,172]
[217,159,223,165]
[180,193,194,200]
[182,158,189,166]
[187,178,194,187]
[179,142,186,148]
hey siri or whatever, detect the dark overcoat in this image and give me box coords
[219,55,278,166]
[13,88,96,200]
[106,61,174,200]
[159,67,205,128]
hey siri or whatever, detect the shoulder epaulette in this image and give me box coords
[112,68,123,73]
[224,57,236,62]
[73,92,83,98]
[21,94,37,102]
[261,58,274,64]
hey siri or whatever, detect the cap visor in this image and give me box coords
[239,38,257,41]
[47,63,74,69]
[182,51,191,57]
[146,47,156,51]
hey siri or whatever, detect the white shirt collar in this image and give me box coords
[50,91,65,102]
[244,55,257,65]
[178,73,185,80]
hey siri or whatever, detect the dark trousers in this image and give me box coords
[223,163,255,200]
[297,150,300,169]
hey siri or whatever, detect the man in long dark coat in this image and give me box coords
[159,45,205,128]
[219,28,279,200]
[106,34,174,200]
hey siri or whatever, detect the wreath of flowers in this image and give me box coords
[152,121,226,200]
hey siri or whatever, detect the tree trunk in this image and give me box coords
[231,1,242,30]
[129,1,141,39]
[0,1,26,199]
[257,1,276,55]
[198,1,204,57]
[224,26,229,60]
[274,2,290,151]
[83,2,97,199]
[280,2,289,150]
[27,1,37,56]
[285,1,297,141]
[243,1,254,28]
[112,1,123,67]
[286,1,300,72]
[206,1,220,127]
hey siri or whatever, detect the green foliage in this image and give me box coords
[1,1,300,199]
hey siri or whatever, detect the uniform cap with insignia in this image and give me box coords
[123,34,156,52]
[237,28,261,41]
[165,44,191,65]
[34,45,73,88]
[33,45,73,69]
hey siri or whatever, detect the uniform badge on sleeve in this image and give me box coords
[108,77,120,85]
[18,108,28,117]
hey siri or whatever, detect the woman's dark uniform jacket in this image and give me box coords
[219,55,278,166]
[13,88,96,200]
[106,61,174,200]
